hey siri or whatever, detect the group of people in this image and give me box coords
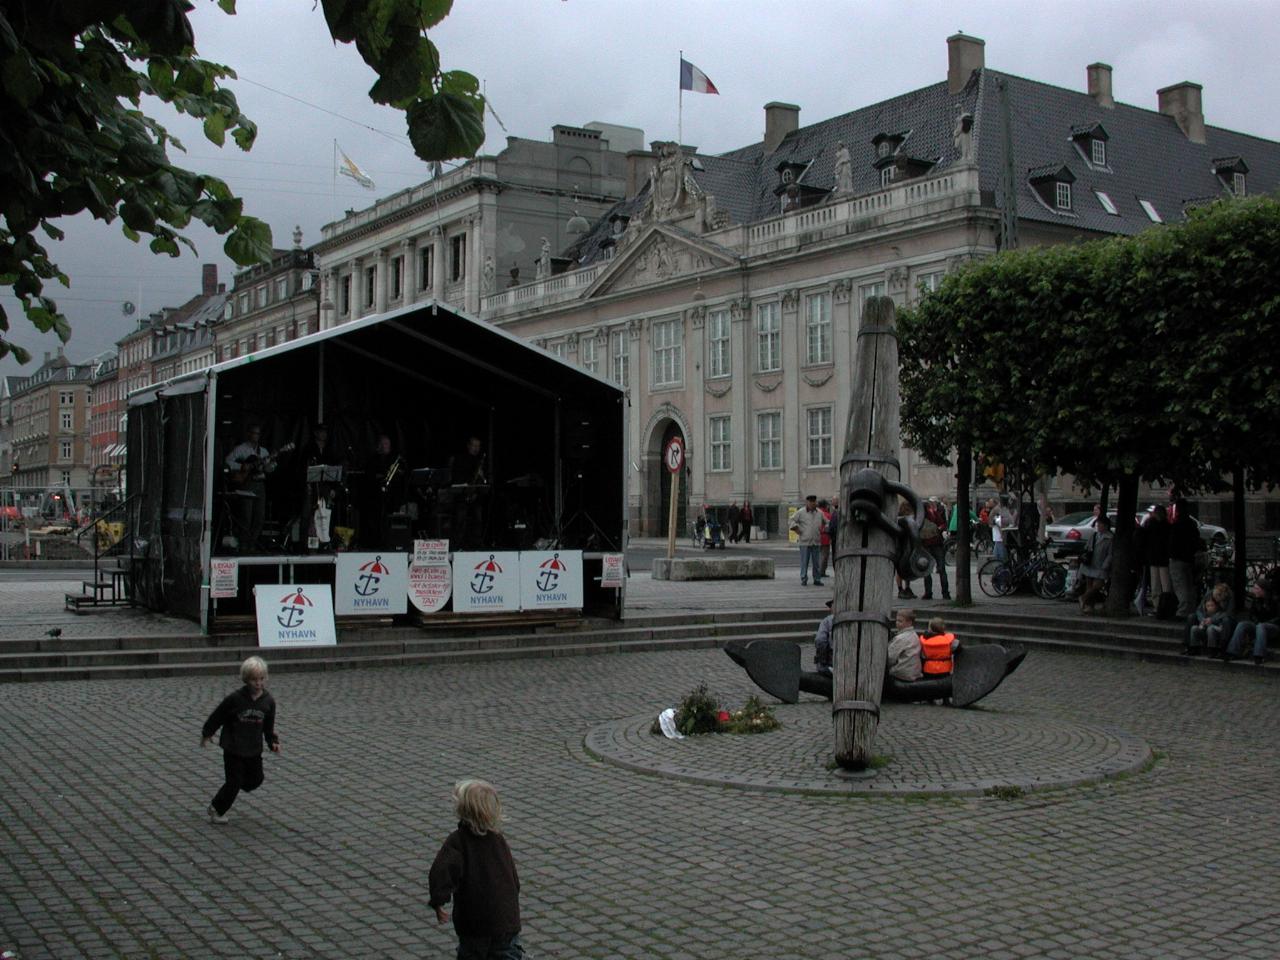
[789,495,839,586]
[202,656,526,958]
[222,420,491,555]
[1180,569,1278,665]
[724,501,754,543]
[814,604,958,683]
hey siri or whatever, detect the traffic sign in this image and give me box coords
[664,437,685,473]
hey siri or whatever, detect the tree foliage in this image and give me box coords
[0,0,485,362]
[899,195,1280,610]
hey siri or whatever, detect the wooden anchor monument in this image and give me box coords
[724,296,1025,770]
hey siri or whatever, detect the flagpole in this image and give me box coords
[678,49,683,148]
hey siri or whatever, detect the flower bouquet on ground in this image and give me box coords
[653,683,780,737]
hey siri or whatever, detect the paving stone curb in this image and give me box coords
[582,702,1153,797]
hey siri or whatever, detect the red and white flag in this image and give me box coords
[679,57,719,95]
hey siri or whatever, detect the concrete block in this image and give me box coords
[651,557,775,581]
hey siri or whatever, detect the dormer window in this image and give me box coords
[880,167,894,188]
[1028,164,1076,215]
[1070,123,1110,170]
[877,141,892,159]
[1212,156,1249,196]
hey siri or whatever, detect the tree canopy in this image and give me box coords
[0,0,485,363]
[899,195,1280,609]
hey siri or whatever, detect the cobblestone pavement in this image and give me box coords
[3,644,1279,959]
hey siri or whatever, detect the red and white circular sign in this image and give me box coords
[664,437,685,473]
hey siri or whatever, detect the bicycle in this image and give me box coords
[944,525,992,567]
[978,543,1068,599]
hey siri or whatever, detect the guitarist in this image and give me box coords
[225,424,280,553]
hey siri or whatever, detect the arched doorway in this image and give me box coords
[645,417,689,537]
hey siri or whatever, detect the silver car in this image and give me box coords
[1045,509,1229,557]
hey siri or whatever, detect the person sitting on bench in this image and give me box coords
[887,608,923,682]
[920,616,960,677]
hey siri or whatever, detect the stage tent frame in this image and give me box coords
[126,299,627,633]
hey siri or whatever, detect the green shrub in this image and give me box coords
[674,682,722,736]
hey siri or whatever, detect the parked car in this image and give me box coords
[1046,508,1228,557]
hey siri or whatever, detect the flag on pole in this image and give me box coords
[336,145,376,189]
[679,58,719,95]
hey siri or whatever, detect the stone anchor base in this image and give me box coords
[651,557,776,581]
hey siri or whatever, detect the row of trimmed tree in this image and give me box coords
[898,195,1280,613]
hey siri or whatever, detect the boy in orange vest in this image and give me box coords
[920,616,960,676]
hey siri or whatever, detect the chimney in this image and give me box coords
[1158,81,1205,144]
[1087,62,1114,108]
[947,33,985,95]
[202,263,218,296]
[763,102,800,153]
[626,149,657,196]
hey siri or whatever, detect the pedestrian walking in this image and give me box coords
[739,501,753,543]
[200,655,281,824]
[920,497,950,600]
[429,778,525,960]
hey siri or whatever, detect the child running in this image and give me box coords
[429,778,524,960]
[200,655,281,824]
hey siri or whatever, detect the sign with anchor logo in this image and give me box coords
[520,550,583,611]
[452,551,520,613]
[335,552,409,615]
[254,584,336,647]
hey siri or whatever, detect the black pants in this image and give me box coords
[211,752,264,815]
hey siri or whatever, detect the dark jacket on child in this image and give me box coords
[201,687,277,756]
[429,823,521,939]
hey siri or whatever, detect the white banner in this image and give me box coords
[255,585,337,647]
[334,552,409,616]
[452,551,521,613]
[210,558,239,599]
[600,553,625,589]
[520,550,584,611]
[409,562,453,613]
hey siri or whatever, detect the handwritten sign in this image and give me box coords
[409,563,452,614]
[413,539,449,566]
[600,553,625,589]
[210,558,239,599]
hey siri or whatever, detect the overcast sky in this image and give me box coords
[4,0,1279,379]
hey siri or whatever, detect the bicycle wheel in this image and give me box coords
[944,538,958,567]
[979,559,1015,597]
[1036,562,1069,600]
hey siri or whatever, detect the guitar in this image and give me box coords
[230,443,295,487]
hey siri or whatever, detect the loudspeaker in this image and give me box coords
[387,513,413,551]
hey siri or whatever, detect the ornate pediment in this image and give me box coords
[584,225,738,299]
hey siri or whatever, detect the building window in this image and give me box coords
[757,412,782,470]
[549,340,565,359]
[238,293,249,315]
[60,440,72,461]
[1091,139,1106,166]
[916,271,945,297]
[364,265,376,308]
[275,277,288,300]
[60,411,73,430]
[1055,182,1072,210]
[391,256,403,300]
[1233,172,1246,197]
[340,275,351,314]
[807,406,833,467]
[1095,190,1119,215]
[420,245,434,289]
[651,318,682,387]
[1139,199,1163,223]
[877,141,891,159]
[581,337,598,373]
[707,309,730,378]
[301,271,314,291]
[61,470,72,486]
[450,234,466,282]
[256,285,267,308]
[59,391,73,405]
[880,166,894,188]
[756,302,781,372]
[709,415,731,472]
[611,329,629,387]
[805,293,832,365]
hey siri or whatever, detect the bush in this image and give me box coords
[674,682,722,736]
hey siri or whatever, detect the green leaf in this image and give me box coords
[3,54,43,107]
[407,90,485,162]
[203,111,227,145]
[224,217,272,265]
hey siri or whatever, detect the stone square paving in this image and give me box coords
[2,631,1279,958]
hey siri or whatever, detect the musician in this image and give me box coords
[362,434,403,548]
[225,424,277,553]
[302,423,332,466]
[448,436,489,548]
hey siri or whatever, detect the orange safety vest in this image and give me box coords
[920,632,956,675]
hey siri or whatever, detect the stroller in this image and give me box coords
[696,514,727,549]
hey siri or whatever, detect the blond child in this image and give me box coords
[428,779,524,960]
[200,655,281,824]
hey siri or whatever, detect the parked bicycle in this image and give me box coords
[978,542,1068,599]
[944,523,993,566]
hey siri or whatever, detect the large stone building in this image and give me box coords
[313,122,643,328]
[7,349,93,492]
[480,35,1280,536]
[217,230,319,362]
